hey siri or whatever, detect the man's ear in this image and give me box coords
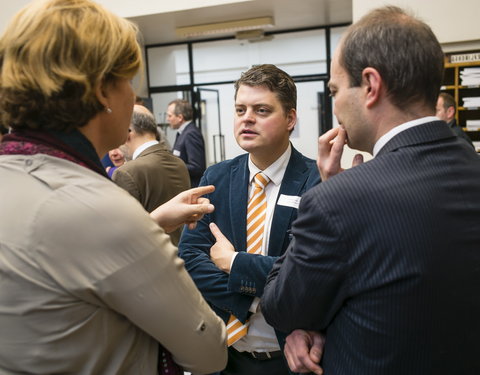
[286,109,297,132]
[446,105,455,120]
[362,67,382,108]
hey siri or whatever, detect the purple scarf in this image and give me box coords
[0,129,108,176]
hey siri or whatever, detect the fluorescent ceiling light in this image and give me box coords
[176,16,274,38]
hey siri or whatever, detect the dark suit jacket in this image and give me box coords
[178,146,320,348]
[172,122,206,187]
[447,118,474,148]
[262,121,480,375]
[113,142,190,245]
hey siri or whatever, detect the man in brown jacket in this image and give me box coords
[113,105,190,245]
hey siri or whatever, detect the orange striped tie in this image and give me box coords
[227,172,270,346]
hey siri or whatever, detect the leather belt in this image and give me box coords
[235,349,283,361]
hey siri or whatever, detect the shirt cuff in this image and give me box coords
[229,251,238,271]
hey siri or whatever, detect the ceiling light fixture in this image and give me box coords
[176,16,274,38]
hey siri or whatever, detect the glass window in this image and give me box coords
[291,81,326,160]
[330,26,348,56]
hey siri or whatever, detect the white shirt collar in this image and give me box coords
[248,143,292,186]
[132,140,159,160]
[373,116,438,157]
[177,121,191,134]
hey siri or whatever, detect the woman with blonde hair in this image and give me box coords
[0,0,227,374]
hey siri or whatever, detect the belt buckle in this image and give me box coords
[251,351,271,360]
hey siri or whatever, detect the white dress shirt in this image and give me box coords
[132,140,158,160]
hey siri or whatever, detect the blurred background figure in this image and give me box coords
[167,99,206,187]
[436,92,474,148]
[0,0,227,374]
[105,146,126,178]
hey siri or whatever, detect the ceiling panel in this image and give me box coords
[129,0,352,45]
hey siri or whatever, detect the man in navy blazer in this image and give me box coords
[179,64,320,375]
[261,6,480,375]
[167,99,206,187]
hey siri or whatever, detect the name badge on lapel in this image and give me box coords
[173,149,181,157]
[277,194,301,209]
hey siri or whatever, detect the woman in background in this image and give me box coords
[0,0,227,374]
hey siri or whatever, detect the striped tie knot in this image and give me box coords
[253,172,270,190]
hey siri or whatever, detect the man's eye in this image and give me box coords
[236,108,245,115]
[257,108,270,114]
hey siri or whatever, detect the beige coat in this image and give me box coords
[0,154,227,374]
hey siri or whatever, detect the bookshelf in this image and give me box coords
[442,52,480,147]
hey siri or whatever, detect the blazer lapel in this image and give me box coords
[229,156,249,252]
[268,147,310,256]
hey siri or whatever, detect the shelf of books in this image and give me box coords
[443,51,480,151]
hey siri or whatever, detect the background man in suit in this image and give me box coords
[113,105,190,245]
[261,6,480,375]
[167,99,206,187]
[178,64,320,375]
[436,92,474,148]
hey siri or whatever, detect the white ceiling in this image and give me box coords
[129,0,352,45]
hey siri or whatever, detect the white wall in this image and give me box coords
[353,0,480,45]
[0,0,31,34]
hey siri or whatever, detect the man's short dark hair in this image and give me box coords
[234,64,297,115]
[131,111,158,136]
[340,6,444,110]
[168,99,193,122]
[439,92,456,112]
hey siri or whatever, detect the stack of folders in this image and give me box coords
[462,97,480,109]
[460,67,480,86]
[466,119,480,131]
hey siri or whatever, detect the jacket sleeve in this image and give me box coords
[178,173,254,323]
[227,252,279,298]
[261,188,350,333]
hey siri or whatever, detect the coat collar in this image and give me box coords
[377,120,455,157]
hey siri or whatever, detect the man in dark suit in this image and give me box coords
[261,6,480,375]
[113,105,190,245]
[178,64,320,375]
[167,99,206,187]
[436,92,474,148]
